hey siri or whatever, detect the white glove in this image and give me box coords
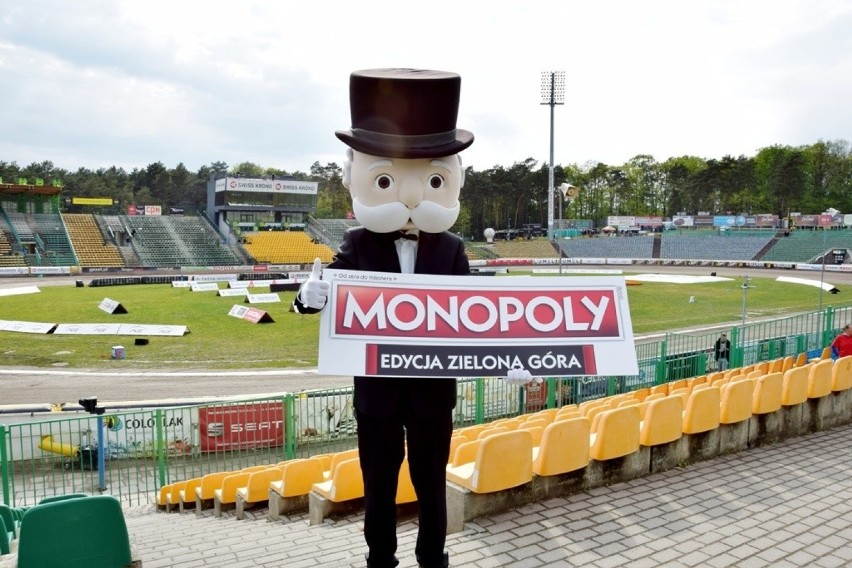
[297,258,330,310]
[505,366,541,385]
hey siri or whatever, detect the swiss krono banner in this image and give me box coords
[317,270,638,379]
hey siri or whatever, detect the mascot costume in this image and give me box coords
[295,68,531,568]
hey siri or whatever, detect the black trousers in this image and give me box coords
[355,380,454,568]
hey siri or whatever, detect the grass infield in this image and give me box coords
[0,274,847,369]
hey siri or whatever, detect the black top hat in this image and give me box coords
[335,68,474,159]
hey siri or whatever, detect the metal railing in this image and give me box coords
[2,305,847,508]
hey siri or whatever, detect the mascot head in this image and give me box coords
[337,68,474,233]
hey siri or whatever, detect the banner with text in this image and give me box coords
[317,270,638,379]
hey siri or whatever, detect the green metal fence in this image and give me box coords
[2,305,847,508]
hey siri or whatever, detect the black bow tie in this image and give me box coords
[396,231,418,241]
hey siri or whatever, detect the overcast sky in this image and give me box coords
[1,1,850,175]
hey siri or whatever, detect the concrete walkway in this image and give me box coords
[118,424,852,568]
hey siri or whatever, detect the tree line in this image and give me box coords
[1,139,849,240]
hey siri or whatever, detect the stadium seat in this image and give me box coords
[532,417,590,477]
[166,481,187,511]
[832,356,852,391]
[683,387,721,434]
[478,426,511,439]
[719,379,754,424]
[446,430,533,494]
[235,467,285,518]
[323,449,359,480]
[17,495,132,568]
[449,439,482,467]
[752,372,783,414]
[640,395,684,447]
[312,457,364,503]
[589,406,640,461]
[782,366,810,406]
[395,457,417,505]
[179,477,203,512]
[195,471,232,510]
[267,458,326,520]
[807,359,833,399]
[518,425,544,447]
[214,471,256,516]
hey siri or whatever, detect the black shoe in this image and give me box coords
[365,553,399,568]
[416,551,449,568]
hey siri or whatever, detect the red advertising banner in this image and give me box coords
[199,402,285,452]
[318,270,638,379]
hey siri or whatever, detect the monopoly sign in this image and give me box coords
[318,270,637,378]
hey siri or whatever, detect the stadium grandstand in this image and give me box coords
[1,176,849,271]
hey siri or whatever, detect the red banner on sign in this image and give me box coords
[199,402,285,452]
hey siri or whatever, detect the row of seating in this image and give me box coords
[0,493,135,567]
[242,231,334,264]
[62,213,125,267]
[154,355,851,532]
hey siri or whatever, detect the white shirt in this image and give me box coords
[394,230,419,274]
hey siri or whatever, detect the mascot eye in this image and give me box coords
[428,174,444,189]
[374,174,393,190]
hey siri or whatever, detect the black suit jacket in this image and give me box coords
[296,227,470,419]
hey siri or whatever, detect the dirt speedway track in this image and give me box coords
[1,264,849,407]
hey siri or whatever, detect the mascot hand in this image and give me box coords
[298,258,330,310]
[505,366,541,386]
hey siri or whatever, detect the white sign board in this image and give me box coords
[245,293,281,304]
[190,282,221,292]
[317,270,638,379]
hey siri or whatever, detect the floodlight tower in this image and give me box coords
[541,71,565,241]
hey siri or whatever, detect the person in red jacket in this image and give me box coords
[831,324,852,358]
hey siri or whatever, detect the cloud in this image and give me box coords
[1,0,850,174]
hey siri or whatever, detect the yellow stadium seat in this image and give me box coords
[781,356,795,372]
[214,471,254,513]
[270,458,326,499]
[236,467,284,507]
[832,356,852,392]
[719,378,754,424]
[312,457,364,503]
[632,387,650,402]
[533,408,558,423]
[682,387,721,434]
[520,418,549,431]
[589,406,640,461]
[532,417,590,477]
[157,484,172,508]
[447,435,467,464]
[794,353,807,367]
[323,449,359,480]
[195,471,232,508]
[807,359,833,399]
[166,481,186,510]
[640,395,683,447]
[782,366,810,406]
[178,477,203,512]
[445,430,533,494]
[554,410,581,421]
[650,384,669,397]
[768,358,784,373]
[449,439,482,467]
[518,425,544,447]
[478,426,511,440]
[395,458,417,505]
[456,425,487,441]
[752,372,783,415]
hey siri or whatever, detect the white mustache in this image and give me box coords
[351,198,460,234]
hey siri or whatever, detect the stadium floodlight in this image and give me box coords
[541,71,565,241]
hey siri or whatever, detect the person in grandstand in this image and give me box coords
[294,68,532,568]
[714,333,731,370]
[831,324,852,358]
